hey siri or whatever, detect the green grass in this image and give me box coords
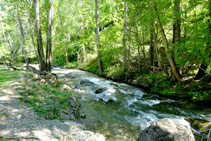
[0,66,24,87]
[18,78,73,120]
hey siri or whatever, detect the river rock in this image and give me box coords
[131,76,150,88]
[44,105,54,110]
[185,117,211,130]
[44,73,57,87]
[138,118,195,141]
[69,96,81,108]
[95,87,108,94]
[80,79,94,86]
[26,65,37,71]
[32,74,42,81]
[8,67,18,71]
[105,98,115,104]
[64,73,78,79]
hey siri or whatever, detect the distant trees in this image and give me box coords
[0,0,210,81]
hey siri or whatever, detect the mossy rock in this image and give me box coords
[185,117,211,130]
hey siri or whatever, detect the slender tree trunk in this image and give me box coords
[95,0,103,74]
[65,50,69,64]
[18,18,29,67]
[149,22,154,66]
[123,0,127,74]
[153,25,162,69]
[77,49,81,65]
[34,0,46,71]
[134,0,141,72]
[152,0,181,81]
[46,0,53,71]
[1,17,11,51]
[80,0,86,63]
[82,44,86,63]
[128,24,132,71]
[173,0,181,49]
[181,3,188,74]
[142,31,149,69]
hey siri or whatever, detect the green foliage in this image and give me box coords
[84,58,99,73]
[65,62,78,68]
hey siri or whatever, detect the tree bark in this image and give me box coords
[153,24,162,69]
[80,0,86,63]
[173,0,181,47]
[65,50,69,64]
[128,24,132,71]
[149,22,154,66]
[18,18,29,67]
[95,0,103,74]
[134,0,141,72]
[34,0,46,71]
[46,0,53,72]
[123,0,127,74]
[152,0,181,81]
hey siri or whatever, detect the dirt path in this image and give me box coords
[0,74,105,141]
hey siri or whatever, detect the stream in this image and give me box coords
[52,67,211,141]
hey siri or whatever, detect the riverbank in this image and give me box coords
[0,65,105,141]
[63,61,211,104]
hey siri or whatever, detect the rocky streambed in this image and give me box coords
[52,67,211,141]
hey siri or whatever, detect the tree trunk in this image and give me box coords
[46,0,53,72]
[95,0,103,74]
[18,18,29,67]
[173,0,181,49]
[128,24,132,71]
[82,44,86,63]
[134,0,141,72]
[1,17,11,51]
[149,22,154,66]
[153,25,162,69]
[80,0,86,63]
[152,0,181,81]
[65,50,69,64]
[34,0,46,71]
[142,31,149,69]
[123,0,127,74]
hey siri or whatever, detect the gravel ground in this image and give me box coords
[0,76,105,141]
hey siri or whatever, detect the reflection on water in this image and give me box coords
[53,67,211,141]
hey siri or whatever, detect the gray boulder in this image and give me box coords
[138,118,195,141]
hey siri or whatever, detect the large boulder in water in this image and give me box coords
[138,118,195,141]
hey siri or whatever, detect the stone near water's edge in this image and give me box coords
[138,118,195,141]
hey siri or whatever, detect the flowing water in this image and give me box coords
[52,67,211,141]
